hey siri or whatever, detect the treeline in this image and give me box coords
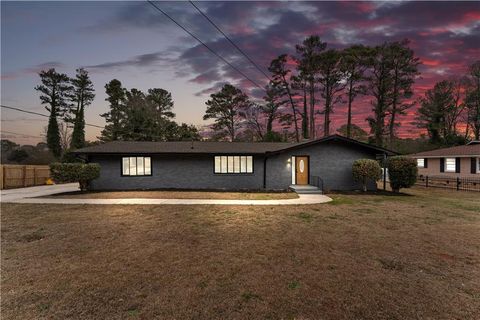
[35,36,480,158]
[416,62,480,143]
[203,35,480,148]
[35,70,200,159]
[99,80,199,142]
[35,68,94,158]
[202,37,421,145]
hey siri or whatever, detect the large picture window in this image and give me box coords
[214,156,253,174]
[122,157,151,176]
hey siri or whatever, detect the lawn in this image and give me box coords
[43,190,298,200]
[1,187,479,319]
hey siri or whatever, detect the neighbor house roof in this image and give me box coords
[410,144,480,158]
[74,134,396,156]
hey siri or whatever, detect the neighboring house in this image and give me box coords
[74,135,396,191]
[409,141,480,177]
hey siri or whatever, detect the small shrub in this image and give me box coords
[352,159,382,192]
[387,156,418,192]
[50,163,100,191]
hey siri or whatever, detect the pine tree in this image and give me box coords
[317,49,345,136]
[34,68,72,158]
[366,44,393,146]
[385,40,420,146]
[295,35,326,139]
[203,84,250,141]
[268,54,300,142]
[100,79,125,141]
[70,68,95,149]
[341,45,370,138]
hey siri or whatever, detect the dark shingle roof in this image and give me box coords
[410,144,480,158]
[74,140,295,154]
[74,135,396,156]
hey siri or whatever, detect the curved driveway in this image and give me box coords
[1,183,332,206]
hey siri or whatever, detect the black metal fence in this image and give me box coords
[416,175,480,192]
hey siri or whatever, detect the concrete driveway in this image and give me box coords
[1,183,332,205]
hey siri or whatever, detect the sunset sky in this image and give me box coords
[1,1,479,144]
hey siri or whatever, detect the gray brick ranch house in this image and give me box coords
[74,135,395,192]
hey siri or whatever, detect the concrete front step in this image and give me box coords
[289,185,323,194]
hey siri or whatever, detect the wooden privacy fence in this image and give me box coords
[0,165,51,190]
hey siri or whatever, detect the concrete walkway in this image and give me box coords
[1,183,332,206]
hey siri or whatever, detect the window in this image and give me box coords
[477,158,480,173]
[214,156,253,174]
[417,158,425,168]
[122,157,151,176]
[445,158,456,172]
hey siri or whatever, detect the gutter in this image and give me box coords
[263,152,270,189]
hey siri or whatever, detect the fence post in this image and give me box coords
[456,177,460,191]
[23,165,27,187]
[426,176,429,188]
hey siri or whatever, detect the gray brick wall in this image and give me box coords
[89,154,265,190]
[266,140,378,191]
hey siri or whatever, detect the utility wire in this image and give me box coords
[0,130,44,139]
[1,105,104,129]
[146,0,265,91]
[189,1,271,82]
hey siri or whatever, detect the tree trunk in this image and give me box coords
[347,80,353,138]
[302,87,308,139]
[283,76,300,142]
[309,80,315,139]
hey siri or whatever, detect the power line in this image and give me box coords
[0,130,44,139]
[146,0,266,91]
[189,1,271,82]
[0,105,104,129]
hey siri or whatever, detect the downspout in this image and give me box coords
[263,153,269,189]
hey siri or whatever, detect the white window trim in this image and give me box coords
[214,155,253,174]
[122,156,152,176]
[477,157,480,174]
[445,158,456,172]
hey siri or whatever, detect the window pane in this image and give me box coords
[228,156,234,173]
[214,156,221,173]
[417,159,424,168]
[144,157,151,175]
[240,156,247,173]
[233,156,240,173]
[122,157,130,175]
[446,158,455,171]
[221,156,227,173]
[129,157,137,175]
[246,156,253,173]
[137,157,144,175]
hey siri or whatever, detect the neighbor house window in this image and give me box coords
[214,156,253,174]
[445,158,456,172]
[417,158,425,168]
[122,157,151,176]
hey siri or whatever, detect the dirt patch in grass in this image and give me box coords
[42,190,298,200]
[2,187,479,319]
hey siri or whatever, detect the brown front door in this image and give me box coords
[295,156,309,185]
